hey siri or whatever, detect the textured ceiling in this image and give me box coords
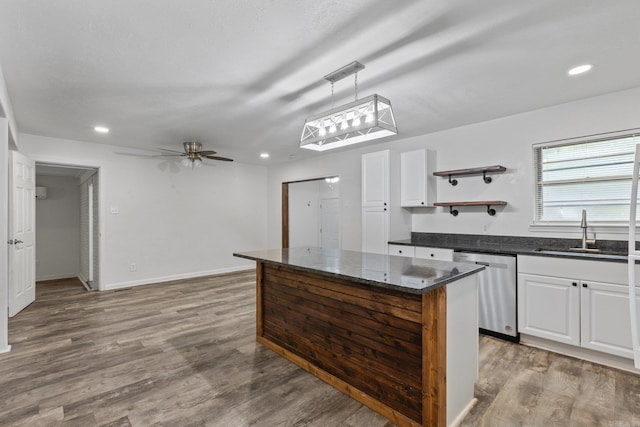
[1,0,640,164]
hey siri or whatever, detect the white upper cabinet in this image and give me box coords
[400,149,436,207]
[362,150,389,207]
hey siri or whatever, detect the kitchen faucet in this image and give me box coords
[579,209,597,250]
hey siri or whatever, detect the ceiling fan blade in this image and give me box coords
[199,150,217,156]
[204,155,234,162]
[159,148,186,155]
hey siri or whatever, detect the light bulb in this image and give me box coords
[329,123,336,133]
[353,117,361,127]
[319,127,326,136]
[181,158,191,167]
[194,158,203,168]
[365,114,374,123]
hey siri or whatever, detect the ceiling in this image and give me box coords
[1,1,640,164]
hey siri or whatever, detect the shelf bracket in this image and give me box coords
[448,206,459,216]
[482,171,492,184]
[487,205,496,216]
[448,174,458,186]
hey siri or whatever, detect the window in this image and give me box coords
[533,130,640,224]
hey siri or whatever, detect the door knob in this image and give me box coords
[7,239,23,245]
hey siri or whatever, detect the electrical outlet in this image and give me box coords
[129,263,137,272]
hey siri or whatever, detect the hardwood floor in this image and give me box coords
[1,272,639,426]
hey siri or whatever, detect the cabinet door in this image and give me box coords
[518,273,580,345]
[362,150,389,207]
[581,281,640,358]
[401,149,426,207]
[362,207,389,255]
[415,246,453,261]
[388,244,415,258]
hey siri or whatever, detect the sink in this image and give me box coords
[533,247,626,256]
[567,247,602,253]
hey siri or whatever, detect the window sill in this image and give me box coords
[529,222,633,235]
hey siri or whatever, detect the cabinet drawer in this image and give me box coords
[415,246,453,261]
[388,244,415,257]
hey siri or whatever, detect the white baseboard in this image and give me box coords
[520,334,640,375]
[36,273,80,282]
[0,345,11,354]
[450,398,478,427]
[102,265,254,291]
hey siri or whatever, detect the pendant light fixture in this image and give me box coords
[300,61,397,151]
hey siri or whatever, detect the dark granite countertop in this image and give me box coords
[388,233,629,262]
[233,247,484,295]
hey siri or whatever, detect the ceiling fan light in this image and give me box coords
[181,158,191,167]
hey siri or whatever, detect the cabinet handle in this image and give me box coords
[572,282,577,287]
[430,253,434,257]
[582,283,588,288]
[399,250,402,254]
[421,202,424,205]
[384,202,387,206]
[384,208,387,211]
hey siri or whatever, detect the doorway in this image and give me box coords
[282,176,340,249]
[35,163,99,291]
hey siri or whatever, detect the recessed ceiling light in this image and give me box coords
[567,64,593,76]
[94,126,110,133]
[260,153,270,159]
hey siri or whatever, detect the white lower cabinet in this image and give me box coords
[581,280,638,358]
[518,273,580,345]
[518,255,640,359]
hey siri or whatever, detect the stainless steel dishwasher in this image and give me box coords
[453,251,518,341]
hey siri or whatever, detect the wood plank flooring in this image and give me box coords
[1,272,639,426]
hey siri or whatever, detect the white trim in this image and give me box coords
[103,265,254,291]
[449,398,478,427]
[0,345,11,354]
[529,222,633,235]
[36,273,81,282]
[520,334,640,374]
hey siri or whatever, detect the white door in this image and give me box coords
[517,273,580,345]
[362,206,389,255]
[8,151,36,316]
[320,198,339,249]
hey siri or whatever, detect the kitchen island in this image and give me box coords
[233,247,484,427]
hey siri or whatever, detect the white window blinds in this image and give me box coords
[534,132,640,223]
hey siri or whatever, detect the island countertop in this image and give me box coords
[233,247,484,294]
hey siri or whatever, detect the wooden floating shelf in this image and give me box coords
[433,165,506,185]
[433,201,507,216]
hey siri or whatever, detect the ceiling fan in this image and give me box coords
[160,142,233,167]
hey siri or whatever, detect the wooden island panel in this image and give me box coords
[256,262,448,427]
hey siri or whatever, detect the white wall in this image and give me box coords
[35,174,81,281]
[267,86,640,249]
[19,134,268,290]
